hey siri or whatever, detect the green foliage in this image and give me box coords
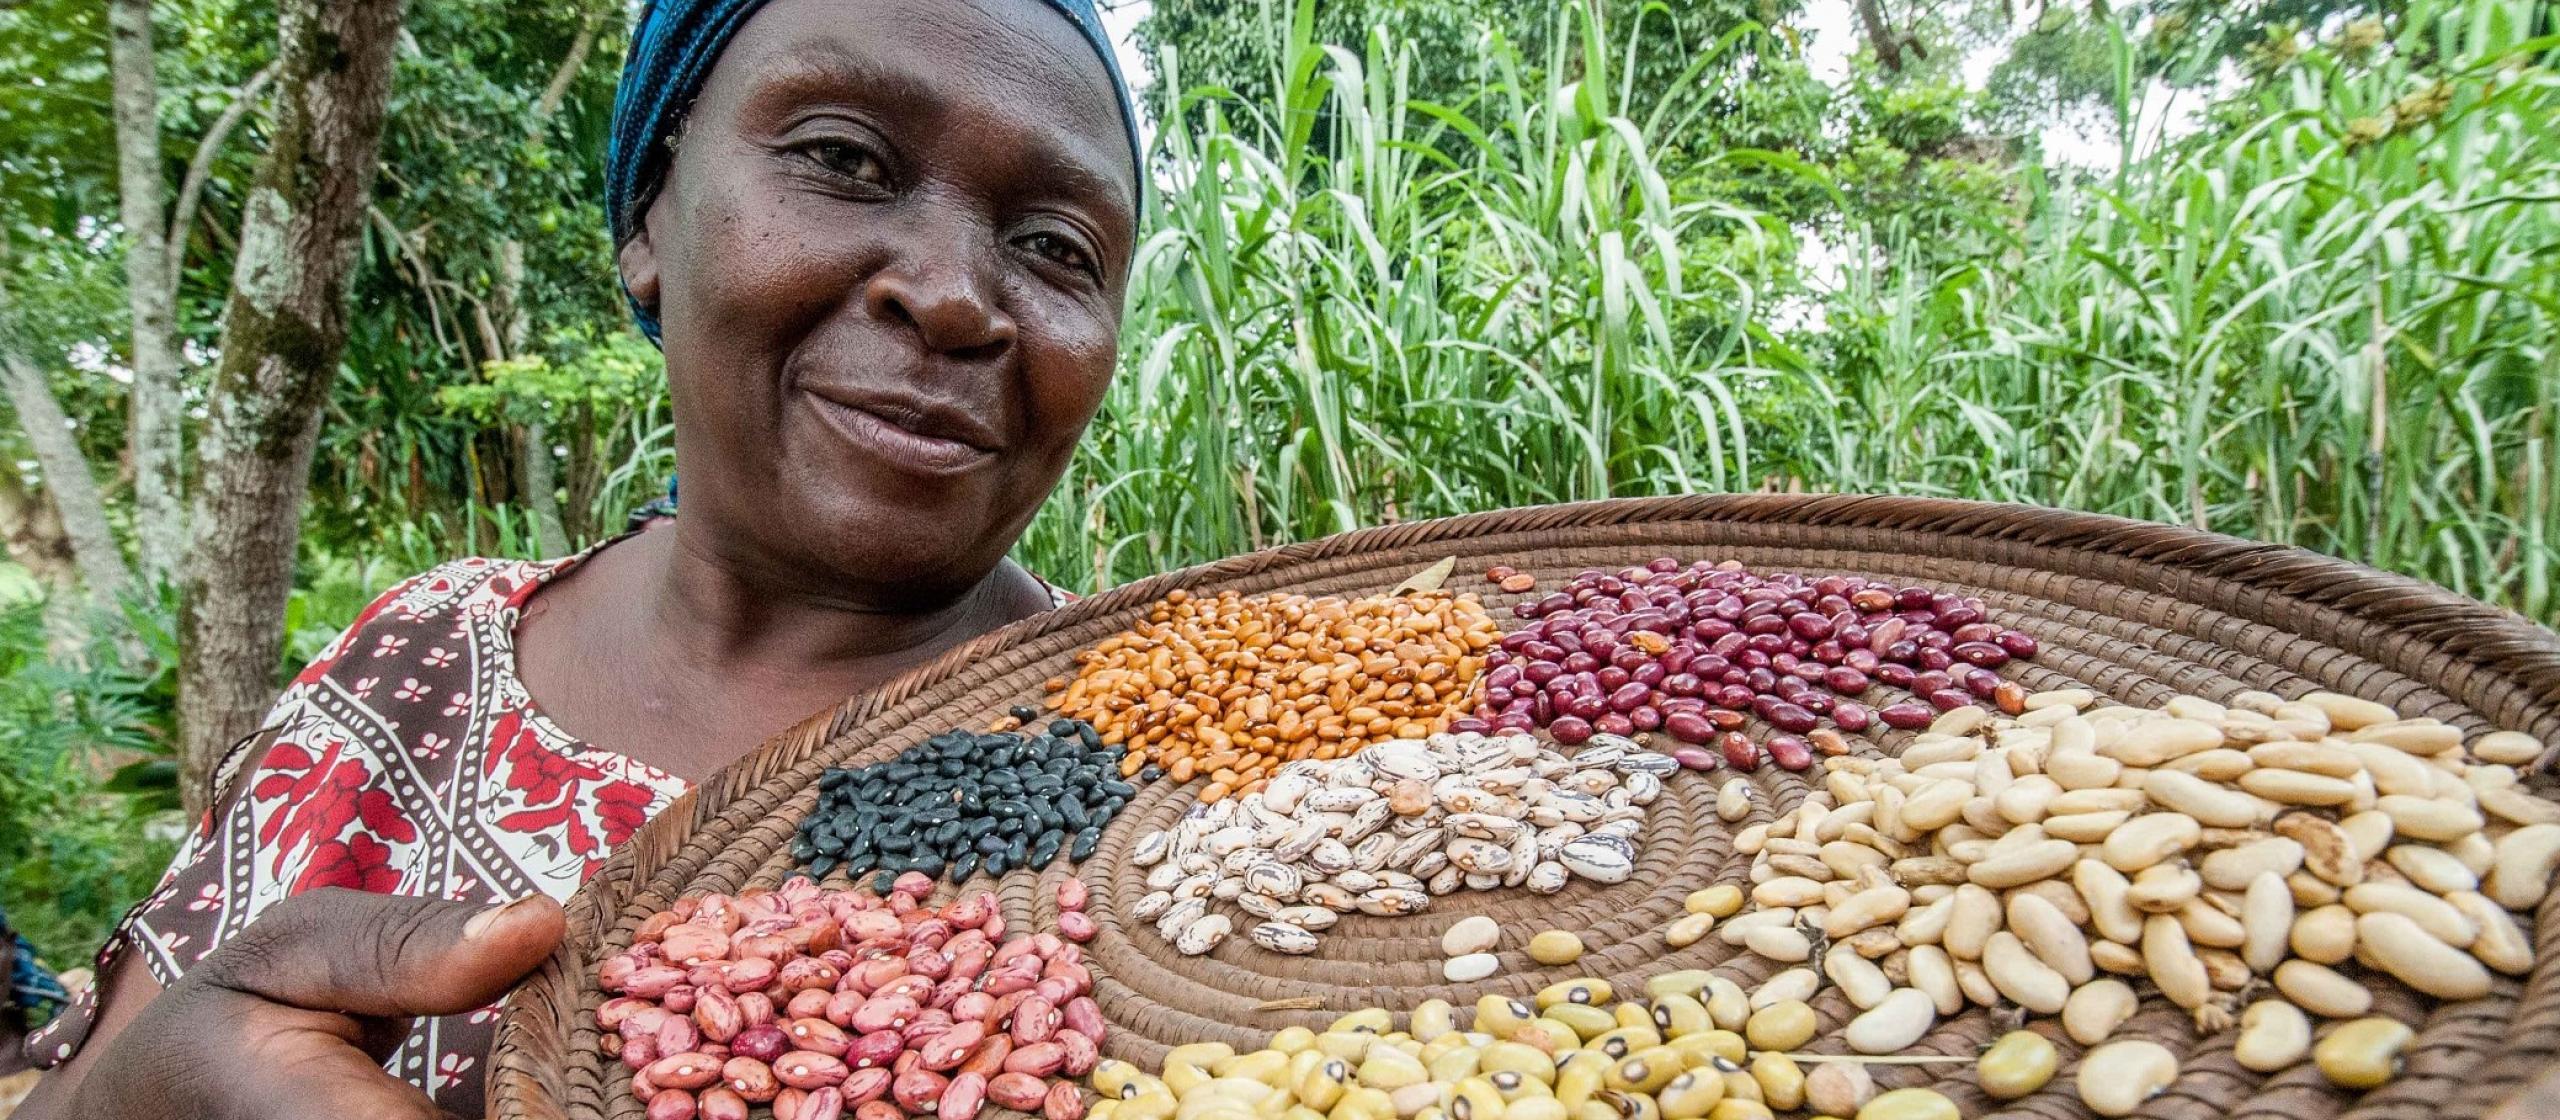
[0,597,180,967]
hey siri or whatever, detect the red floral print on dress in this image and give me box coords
[298,832,404,893]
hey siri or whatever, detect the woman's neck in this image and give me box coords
[515,523,1047,782]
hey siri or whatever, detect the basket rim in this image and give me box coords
[489,492,2560,1119]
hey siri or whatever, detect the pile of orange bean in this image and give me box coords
[1042,587,1498,802]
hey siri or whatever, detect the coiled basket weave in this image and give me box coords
[491,495,2560,1120]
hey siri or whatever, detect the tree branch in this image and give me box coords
[167,62,280,296]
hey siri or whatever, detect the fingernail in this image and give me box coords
[465,893,545,940]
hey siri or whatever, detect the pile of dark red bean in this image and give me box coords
[1453,559,2039,770]
[595,874,1100,1120]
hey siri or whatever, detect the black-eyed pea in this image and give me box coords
[1385,1083,1441,1119]
[1165,1061,1216,1096]
[1411,1001,1458,1044]
[1652,994,1711,1039]
[1547,1003,1618,1039]
[1316,1032,1375,1062]
[1598,1089,1659,1120]
[1357,1047,1428,1091]
[1223,1051,1291,1085]
[1332,1010,1394,1035]
[1475,996,1537,1040]
[1851,1088,1958,1120]
[1568,1102,1619,1120]
[1538,979,1615,1009]
[1613,1003,1654,1031]
[1702,980,1750,1033]
[1333,1087,1393,1120]
[1746,1054,1803,1112]
[1645,971,1714,1001]
[1483,1042,1559,1085]
[1272,1028,1320,1055]
[1670,1030,1746,1068]
[1427,1045,1483,1083]
[1589,1026,1665,1062]
[1704,1097,1774,1120]
[1504,1098,1566,1120]
[1294,1057,1352,1111]
[1655,1072,1725,1120]
[1714,1063,1760,1107]
[2314,1017,2414,1090]
[1122,1089,1180,1120]
[1484,1071,1550,1105]
[1742,1001,1816,1052]
[1282,1107,1327,1120]
[1555,1054,1608,1109]
[1976,1030,2059,1099]
[1603,1048,1681,1094]
[1093,1061,1150,1099]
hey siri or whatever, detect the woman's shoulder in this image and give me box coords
[290,554,575,687]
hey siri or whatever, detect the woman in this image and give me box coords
[18,0,1141,1114]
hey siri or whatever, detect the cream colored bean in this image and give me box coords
[2076,1040,2178,1118]
[2273,959,2374,1017]
[2231,1000,2312,1073]
[2447,890,2532,976]
[2473,730,2546,766]
[2007,892,2093,985]
[2125,864,2202,914]
[2359,911,2493,999]
[1942,884,2001,961]
[2101,813,2201,873]
[1844,988,1937,1054]
[1895,894,1953,947]
[2042,810,2129,843]
[2102,719,2222,767]
[2144,770,2261,827]
[1968,839,2079,889]
[2201,838,2304,891]
[1717,778,1753,823]
[2061,979,2137,1046]
[2344,882,2478,948]
[2074,860,2144,945]
[2377,794,2483,842]
[1907,945,1961,1016]
[2142,914,2210,1010]
[1982,931,2069,1014]
[2241,872,2294,973]
[1826,943,1894,1010]
[2384,844,2479,894]
[2300,691,2396,731]
[2239,768,2359,806]
[1748,969,1818,1010]
[2489,824,2560,911]
[2352,719,2463,754]
[1740,925,1812,963]
[2289,904,2358,964]
[2175,897,2246,949]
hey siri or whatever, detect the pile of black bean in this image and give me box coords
[791,710,1139,893]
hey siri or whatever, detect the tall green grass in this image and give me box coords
[1015,0,2560,626]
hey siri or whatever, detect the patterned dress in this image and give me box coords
[26,548,1070,1113]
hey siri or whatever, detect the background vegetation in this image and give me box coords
[0,0,2552,979]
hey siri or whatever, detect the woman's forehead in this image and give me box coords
[712,0,1135,194]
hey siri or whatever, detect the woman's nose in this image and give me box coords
[862,255,1016,361]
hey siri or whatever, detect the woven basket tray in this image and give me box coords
[491,495,2560,1120]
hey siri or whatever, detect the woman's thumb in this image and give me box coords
[201,888,567,1018]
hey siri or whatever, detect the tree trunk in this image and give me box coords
[169,62,281,295]
[0,328,135,608]
[176,0,407,818]
[109,0,187,586]
[1851,0,1906,71]
[0,461,79,596]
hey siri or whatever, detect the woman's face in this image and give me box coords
[620,0,1136,606]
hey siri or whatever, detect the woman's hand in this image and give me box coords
[32,887,562,1120]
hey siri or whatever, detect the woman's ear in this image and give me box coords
[617,221,662,313]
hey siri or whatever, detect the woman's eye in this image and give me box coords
[1020,231,1098,278]
[802,139,888,187]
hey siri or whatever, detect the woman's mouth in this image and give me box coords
[803,391,1000,475]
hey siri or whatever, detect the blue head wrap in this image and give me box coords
[604,0,1144,345]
